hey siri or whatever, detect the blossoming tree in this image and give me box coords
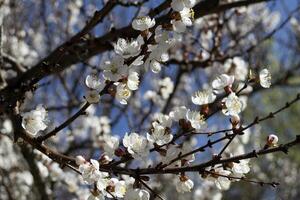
[0,0,300,199]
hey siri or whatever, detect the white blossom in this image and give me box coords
[103,135,119,159]
[214,169,231,190]
[21,105,48,135]
[171,0,196,12]
[87,193,105,200]
[124,188,150,200]
[186,110,207,131]
[224,57,248,81]
[114,36,144,58]
[191,88,216,105]
[115,83,132,105]
[79,159,109,185]
[105,178,127,198]
[259,68,271,88]
[86,90,100,104]
[153,113,172,128]
[147,122,173,145]
[123,132,151,159]
[232,159,250,177]
[169,106,188,121]
[175,176,194,193]
[127,71,140,91]
[132,16,155,31]
[158,77,174,99]
[222,93,243,116]
[171,8,193,33]
[85,74,104,91]
[212,74,235,91]
[103,56,127,81]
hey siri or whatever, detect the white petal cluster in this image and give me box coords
[78,159,109,186]
[191,88,216,105]
[127,71,140,91]
[102,135,119,159]
[104,178,127,198]
[147,120,173,146]
[158,77,174,99]
[212,74,235,91]
[124,188,150,200]
[21,105,48,135]
[204,168,231,191]
[171,8,193,33]
[186,110,207,131]
[85,74,104,91]
[224,57,249,81]
[171,0,196,11]
[102,56,127,81]
[114,36,144,59]
[169,106,188,121]
[123,132,151,159]
[132,16,155,31]
[232,160,250,177]
[86,90,101,104]
[259,68,272,88]
[222,93,243,116]
[175,176,194,193]
[115,83,132,105]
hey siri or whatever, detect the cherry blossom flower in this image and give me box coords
[171,8,194,33]
[86,90,100,104]
[214,169,232,190]
[87,193,105,200]
[21,105,48,135]
[102,135,119,159]
[104,178,127,198]
[153,113,172,128]
[123,132,151,159]
[175,175,194,193]
[124,188,150,200]
[85,73,104,91]
[127,71,140,91]
[132,16,155,31]
[102,56,127,81]
[232,159,250,177]
[205,168,232,190]
[212,74,235,91]
[115,83,132,105]
[114,36,144,58]
[222,93,243,116]
[79,159,109,185]
[169,106,188,121]
[147,122,173,145]
[224,57,248,81]
[191,88,216,105]
[259,68,272,88]
[171,0,196,12]
[186,110,207,131]
[158,77,174,99]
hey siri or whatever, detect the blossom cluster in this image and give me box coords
[15,0,280,199]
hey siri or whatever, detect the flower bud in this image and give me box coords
[75,155,86,165]
[230,115,240,128]
[267,134,278,146]
[99,154,111,165]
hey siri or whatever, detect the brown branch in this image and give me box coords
[204,170,280,187]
